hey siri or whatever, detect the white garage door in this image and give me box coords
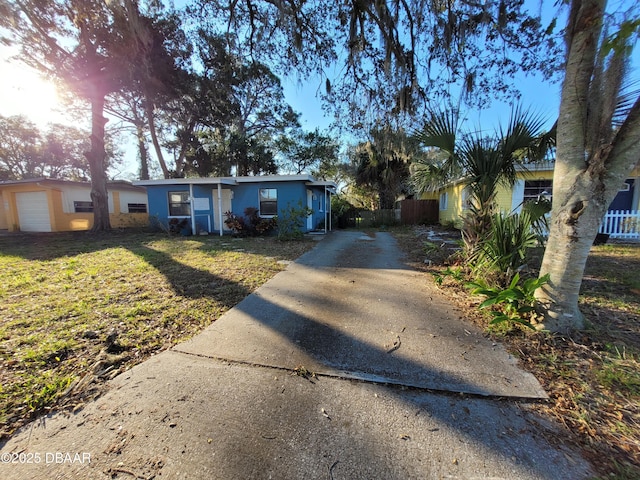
[16,191,52,232]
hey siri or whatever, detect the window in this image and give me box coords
[128,203,147,213]
[523,180,553,203]
[439,192,448,211]
[461,186,472,211]
[168,191,190,216]
[259,188,278,216]
[74,201,93,213]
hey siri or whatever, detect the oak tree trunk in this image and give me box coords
[87,93,111,232]
[135,122,149,180]
[145,97,170,178]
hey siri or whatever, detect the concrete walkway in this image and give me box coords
[0,231,593,479]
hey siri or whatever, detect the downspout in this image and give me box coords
[328,187,332,232]
[324,185,328,233]
[189,183,196,234]
[217,183,223,237]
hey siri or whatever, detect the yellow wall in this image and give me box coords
[419,164,639,227]
[420,183,468,228]
[520,170,554,181]
[494,183,513,213]
[0,184,38,231]
[0,192,7,229]
[0,182,148,232]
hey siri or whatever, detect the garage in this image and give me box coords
[15,191,52,232]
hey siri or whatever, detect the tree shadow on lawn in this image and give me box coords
[128,244,251,307]
[0,231,161,261]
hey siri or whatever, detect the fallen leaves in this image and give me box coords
[385,335,401,353]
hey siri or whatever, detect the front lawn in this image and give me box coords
[0,231,315,439]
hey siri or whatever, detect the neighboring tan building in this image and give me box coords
[0,178,148,232]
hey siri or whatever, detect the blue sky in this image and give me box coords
[285,74,563,131]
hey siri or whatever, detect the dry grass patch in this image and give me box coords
[0,231,316,439]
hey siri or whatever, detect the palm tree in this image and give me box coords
[353,126,416,209]
[411,107,555,251]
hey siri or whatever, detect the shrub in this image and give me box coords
[168,218,191,235]
[471,210,539,285]
[224,207,277,237]
[277,201,313,241]
[467,272,550,329]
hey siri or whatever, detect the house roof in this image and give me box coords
[0,177,145,192]
[134,175,337,191]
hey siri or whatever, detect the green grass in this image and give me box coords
[0,230,316,438]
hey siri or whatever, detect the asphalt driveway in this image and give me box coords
[0,231,593,479]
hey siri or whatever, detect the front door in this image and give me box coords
[307,190,313,231]
[213,188,233,232]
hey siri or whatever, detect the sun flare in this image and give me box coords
[0,54,69,127]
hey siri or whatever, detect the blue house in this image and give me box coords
[134,175,337,236]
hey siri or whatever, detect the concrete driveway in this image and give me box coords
[0,231,593,479]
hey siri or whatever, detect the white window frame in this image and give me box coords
[168,191,191,217]
[461,186,472,211]
[259,188,278,217]
[439,192,448,211]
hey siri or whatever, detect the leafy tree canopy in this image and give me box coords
[0,114,121,181]
[193,0,562,133]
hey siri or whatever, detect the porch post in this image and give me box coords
[325,185,329,233]
[217,183,224,237]
[189,184,196,234]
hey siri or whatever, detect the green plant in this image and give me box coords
[521,197,551,241]
[224,207,277,237]
[432,266,465,285]
[596,358,640,396]
[168,218,190,235]
[467,273,550,329]
[471,210,539,285]
[277,201,312,241]
[422,241,441,254]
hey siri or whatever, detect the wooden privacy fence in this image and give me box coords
[399,199,439,225]
[335,200,439,229]
[599,210,640,239]
[356,209,398,227]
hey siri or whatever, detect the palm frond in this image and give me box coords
[412,109,459,157]
[499,106,549,163]
[613,78,640,128]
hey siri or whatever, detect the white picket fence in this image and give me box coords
[599,210,640,239]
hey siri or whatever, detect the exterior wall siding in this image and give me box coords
[0,182,148,232]
[418,164,640,228]
[439,184,466,228]
[144,179,332,235]
[0,192,7,229]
